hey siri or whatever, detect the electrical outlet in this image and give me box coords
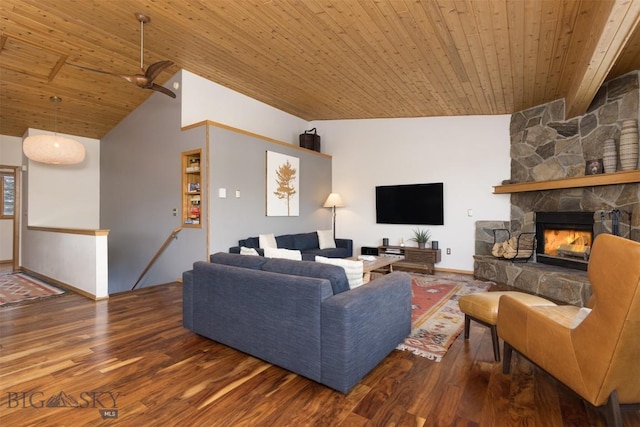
[446,248,451,255]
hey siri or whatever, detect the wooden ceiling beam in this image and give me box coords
[565,0,640,118]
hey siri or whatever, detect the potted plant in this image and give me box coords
[409,228,431,249]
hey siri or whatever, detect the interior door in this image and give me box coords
[0,166,19,273]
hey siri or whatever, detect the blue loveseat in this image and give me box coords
[229,231,352,260]
[182,252,411,393]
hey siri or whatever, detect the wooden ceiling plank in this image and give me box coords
[274,2,386,116]
[294,0,399,115]
[1,2,141,69]
[114,1,329,118]
[278,0,396,114]
[531,0,562,107]
[542,1,580,101]
[466,0,502,114]
[436,0,492,115]
[483,0,515,113]
[385,0,467,116]
[2,79,127,122]
[566,0,640,117]
[353,0,448,116]
[286,1,406,117]
[404,0,474,116]
[488,0,515,113]
[188,3,382,118]
[506,0,526,112]
[520,0,543,109]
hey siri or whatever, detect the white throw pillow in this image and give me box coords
[259,233,277,249]
[240,246,259,256]
[570,307,592,329]
[264,247,302,261]
[315,256,364,289]
[317,229,336,249]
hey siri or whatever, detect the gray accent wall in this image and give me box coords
[208,125,333,253]
[101,71,207,294]
[101,71,334,294]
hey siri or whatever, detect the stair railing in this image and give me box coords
[131,226,183,290]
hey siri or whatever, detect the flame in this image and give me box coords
[544,229,592,256]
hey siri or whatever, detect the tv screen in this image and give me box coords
[376,183,444,225]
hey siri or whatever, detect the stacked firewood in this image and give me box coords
[492,236,534,259]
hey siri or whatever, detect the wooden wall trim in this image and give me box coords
[20,267,108,301]
[182,120,332,159]
[27,226,110,236]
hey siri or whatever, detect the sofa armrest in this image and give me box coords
[182,270,194,330]
[320,272,412,393]
[335,239,353,257]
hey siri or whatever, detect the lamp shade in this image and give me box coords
[323,193,344,208]
[23,134,86,165]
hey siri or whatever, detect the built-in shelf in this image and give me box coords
[182,149,202,227]
[493,170,640,194]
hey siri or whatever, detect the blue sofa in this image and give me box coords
[228,231,352,260]
[182,252,412,393]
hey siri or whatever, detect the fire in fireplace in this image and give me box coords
[535,211,595,271]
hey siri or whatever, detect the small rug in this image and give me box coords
[396,272,493,362]
[0,273,65,306]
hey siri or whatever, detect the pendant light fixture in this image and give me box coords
[23,96,86,165]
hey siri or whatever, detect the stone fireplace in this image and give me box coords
[474,70,640,306]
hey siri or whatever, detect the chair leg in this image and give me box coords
[464,315,471,340]
[502,342,513,374]
[604,390,623,427]
[489,325,501,362]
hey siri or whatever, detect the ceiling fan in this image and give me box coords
[69,13,176,98]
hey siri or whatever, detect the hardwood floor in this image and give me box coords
[1,282,639,426]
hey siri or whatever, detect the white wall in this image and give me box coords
[315,116,512,272]
[0,134,23,165]
[24,129,100,228]
[181,70,308,144]
[21,229,108,299]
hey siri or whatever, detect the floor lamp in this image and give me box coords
[323,193,345,240]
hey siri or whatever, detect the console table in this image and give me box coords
[378,245,441,274]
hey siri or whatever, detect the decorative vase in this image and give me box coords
[602,138,617,173]
[619,120,639,171]
[418,242,426,249]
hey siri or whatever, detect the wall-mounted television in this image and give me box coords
[376,182,444,225]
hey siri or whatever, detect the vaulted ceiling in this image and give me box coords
[1,0,639,140]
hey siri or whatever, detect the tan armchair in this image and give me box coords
[497,234,640,426]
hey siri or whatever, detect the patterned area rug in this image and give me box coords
[396,272,493,362]
[0,273,65,306]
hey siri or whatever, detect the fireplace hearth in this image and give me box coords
[535,212,595,271]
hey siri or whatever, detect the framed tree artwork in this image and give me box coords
[266,151,299,216]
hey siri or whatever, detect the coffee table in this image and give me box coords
[349,256,398,274]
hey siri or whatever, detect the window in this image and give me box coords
[1,173,15,218]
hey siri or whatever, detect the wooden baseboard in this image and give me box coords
[434,267,474,275]
[19,267,108,301]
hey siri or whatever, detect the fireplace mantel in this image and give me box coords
[493,170,640,194]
